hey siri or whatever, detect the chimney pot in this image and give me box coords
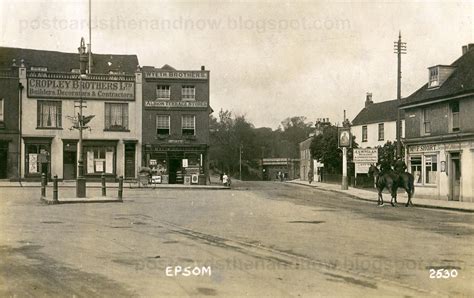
[201,65,205,70]
[462,45,468,55]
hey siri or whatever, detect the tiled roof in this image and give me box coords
[401,47,474,107]
[0,46,138,74]
[352,99,405,126]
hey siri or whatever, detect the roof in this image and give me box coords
[401,47,474,107]
[352,99,405,126]
[0,46,138,74]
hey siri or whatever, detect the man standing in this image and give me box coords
[308,169,314,184]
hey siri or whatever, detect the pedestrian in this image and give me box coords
[308,169,314,184]
[220,173,223,182]
[222,173,229,187]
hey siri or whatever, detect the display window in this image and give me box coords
[409,154,438,185]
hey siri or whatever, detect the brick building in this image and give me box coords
[141,65,211,184]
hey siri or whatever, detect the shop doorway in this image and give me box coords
[63,143,77,180]
[169,158,183,184]
[449,153,461,201]
[124,143,136,179]
[0,142,7,179]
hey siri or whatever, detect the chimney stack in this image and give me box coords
[201,65,205,70]
[365,92,373,108]
[78,37,88,74]
[462,43,474,55]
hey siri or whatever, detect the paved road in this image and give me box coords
[0,181,472,297]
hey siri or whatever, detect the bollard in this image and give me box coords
[41,173,46,197]
[53,175,58,203]
[101,173,106,196]
[118,176,123,200]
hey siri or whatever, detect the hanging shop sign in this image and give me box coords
[338,127,352,148]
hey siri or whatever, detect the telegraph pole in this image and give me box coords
[394,31,407,158]
[239,144,242,181]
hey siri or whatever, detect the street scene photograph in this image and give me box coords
[0,0,473,297]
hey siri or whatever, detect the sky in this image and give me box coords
[1,0,473,129]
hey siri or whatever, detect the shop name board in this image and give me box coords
[145,100,208,108]
[353,148,378,163]
[28,78,135,100]
[144,71,208,80]
[355,162,373,174]
[408,144,438,153]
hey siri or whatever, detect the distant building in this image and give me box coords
[351,93,405,148]
[401,43,474,202]
[141,65,211,184]
[299,118,330,181]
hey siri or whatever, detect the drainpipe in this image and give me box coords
[18,82,23,187]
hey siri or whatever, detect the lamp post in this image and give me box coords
[76,73,87,198]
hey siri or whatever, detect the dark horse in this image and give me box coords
[368,164,415,207]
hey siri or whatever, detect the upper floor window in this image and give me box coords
[423,108,431,134]
[105,103,128,131]
[182,86,195,101]
[378,123,384,141]
[362,125,368,142]
[182,115,195,135]
[157,85,170,100]
[71,68,81,73]
[0,99,4,123]
[450,101,460,132]
[156,115,170,135]
[37,101,62,129]
[428,67,439,88]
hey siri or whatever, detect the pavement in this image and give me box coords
[288,179,474,213]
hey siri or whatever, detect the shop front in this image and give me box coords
[143,144,207,184]
[407,141,474,202]
[23,137,53,180]
[83,140,118,179]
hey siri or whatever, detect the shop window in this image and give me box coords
[25,144,51,176]
[362,125,367,142]
[156,115,170,135]
[182,86,195,101]
[424,155,438,185]
[410,156,422,184]
[85,146,115,174]
[37,101,62,128]
[423,108,431,134]
[0,98,4,123]
[410,154,438,185]
[182,115,195,136]
[157,85,170,100]
[105,103,128,130]
[378,123,384,141]
[450,101,460,132]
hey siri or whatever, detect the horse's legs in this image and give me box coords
[405,187,414,207]
[378,189,384,206]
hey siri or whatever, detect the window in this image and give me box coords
[450,101,460,132]
[428,67,439,88]
[30,66,48,72]
[0,99,4,123]
[424,155,438,185]
[156,115,170,135]
[71,68,81,73]
[182,86,195,100]
[362,126,368,142]
[85,146,115,174]
[156,85,170,100]
[37,101,62,128]
[25,143,51,176]
[410,154,438,185]
[182,115,195,135]
[378,123,384,141]
[410,156,422,184]
[423,108,431,134]
[105,103,128,130]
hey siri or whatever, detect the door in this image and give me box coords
[450,153,461,201]
[63,151,77,180]
[0,142,7,179]
[124,144,136,179]
[169,159,181,184]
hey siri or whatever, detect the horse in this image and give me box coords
[368,164,415,207]
[368,164,398,206]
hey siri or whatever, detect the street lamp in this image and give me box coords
[76,73,87,198]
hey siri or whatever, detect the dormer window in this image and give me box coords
[428,67,439,88]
